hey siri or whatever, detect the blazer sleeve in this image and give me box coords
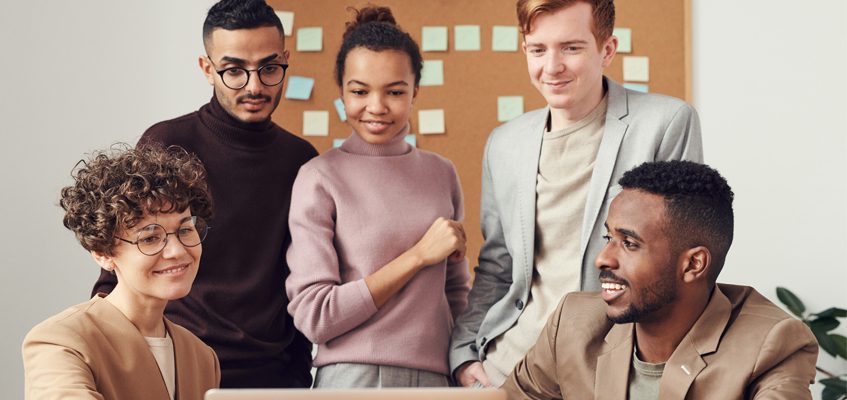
[285,165,379,345]
[23,324,104,400]
[748,318,818,400]
[656,102,703,163]
[444,163,470,321]
[449,132,515,373]
[500,295,565,400]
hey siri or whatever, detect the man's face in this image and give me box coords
[596,189,680,324]
[522,2,616,118]
[200,26,288,123]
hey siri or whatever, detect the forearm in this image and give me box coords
[364,249,425,308]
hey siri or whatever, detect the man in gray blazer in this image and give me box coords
[451,0,703,387]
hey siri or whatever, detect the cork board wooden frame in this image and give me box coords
[269,0,693,271]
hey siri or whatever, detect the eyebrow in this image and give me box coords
[132,216,194,233]
[616,228,643,242]
[219,53,281,66]
[524,39,589,47]
[346,79,410,87]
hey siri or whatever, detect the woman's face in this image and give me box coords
[341,47,418,145]
[93,208,201,308]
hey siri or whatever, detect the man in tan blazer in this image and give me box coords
[502,161,818,399]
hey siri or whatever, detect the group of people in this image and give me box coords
[22,0,819,399]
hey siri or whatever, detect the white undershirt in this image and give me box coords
[145,332,176,400]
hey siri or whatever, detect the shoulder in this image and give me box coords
[607,79,695,123]
[274,125,319,158]
[720,284,817,346]
[412,148,459,176]
[141,111,201,144]
[553,292,612,335]
[24,298,104,349]
[488,107,547,144]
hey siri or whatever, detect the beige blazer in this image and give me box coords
[23,295,219,400]
[501,284,818,400]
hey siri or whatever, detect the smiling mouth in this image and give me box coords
[153,264,189,276]
[360,120,393,132]
[600,281,628,302]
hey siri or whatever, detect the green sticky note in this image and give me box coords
[284,76,314,100]
[623,83,649,93]
[498,96,524,122]
[422,26,448,52]
[333,138,346,148]
[614,27,632,53]
[333,98,346,122]
[454,25,481,51]
[420,60,444,86]
[296,27,322,52]
[492,26,519,52]
[405,134,417,147]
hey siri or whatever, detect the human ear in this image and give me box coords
[199,56,215,86]
[680,246,710,284]
[600,36,618,67]
[90,251,116,272]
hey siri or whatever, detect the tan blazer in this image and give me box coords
[501,284,818,400]
[23,295,219,400]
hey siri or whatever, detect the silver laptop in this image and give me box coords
[205,388,506,400]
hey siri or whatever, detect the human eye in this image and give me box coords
[562,46,582,54]
[350,89,367,96]
[224,67,246,77]
[602,234,612,243]
[138,232,163,245]
[262,65,279,73]
[388,90,406,96]
[528,47,545,56]
[622,238,639,250]
[178,226,197,236]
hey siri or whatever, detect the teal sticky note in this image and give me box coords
[333,138,346,148]
[333,98,346,121]
[405,134,417,147]
[296,27,322,52]
[420,60,444,86]
[623,83,649,93]
[422,26,448,52]
[614,27,632,53]
[492,26,519,52]
[454,25,481,51]
[285,76,314,100]
[498,96,524,122]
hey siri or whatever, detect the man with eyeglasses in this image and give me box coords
[92,0,318,389]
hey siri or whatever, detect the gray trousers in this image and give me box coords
[314,363,450,388]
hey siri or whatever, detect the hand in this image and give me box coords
[456,361,492,388]
[410,217,466,267]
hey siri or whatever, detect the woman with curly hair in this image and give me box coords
[22,144,219,400]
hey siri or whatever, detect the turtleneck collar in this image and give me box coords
[340,124,413,157]
[198,94,278,149]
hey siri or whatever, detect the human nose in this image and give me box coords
[160,233,190,258]
[543,52,565,75]
[244,70,264,94]
[365,93,388,115]
[595,240,618,271]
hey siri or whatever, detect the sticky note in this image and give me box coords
[623,83,649,93]
[420,60,444,86]
[418,109,445,134]
[333,98,346,121]
[303,111,329,136]
[623,56,649,82]
[492,26,519,52]
[274,11,294,37]
[614,28,632,53]
[498,96,524,122]
[422,26,448,52]
[405,134,417,147]
[454,25,481,51]
[284,76,314,100]
[333,138,346,148]
[296,27,322,52]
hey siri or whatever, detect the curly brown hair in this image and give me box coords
[60,144,213,256]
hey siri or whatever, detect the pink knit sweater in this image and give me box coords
[285,128,470,375]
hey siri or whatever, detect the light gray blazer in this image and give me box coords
[449,78,703,374]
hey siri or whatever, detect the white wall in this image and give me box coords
[1,1,844,398]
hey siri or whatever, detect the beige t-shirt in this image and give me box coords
[145,332,176,400]
[485,97,608,386]
[628,346,666,400]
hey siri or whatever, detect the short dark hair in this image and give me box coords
[203,0,283,50]
[334,6,423,86]
[618,161,734,284]
[60,144,213,256]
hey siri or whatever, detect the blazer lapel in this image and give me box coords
[660,287,732,400]
[595,323,634,399]
[580,78,629,257]
[516,109,547,287]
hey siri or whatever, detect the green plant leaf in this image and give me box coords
[820,376,847,392]
[811,317,841,333]
[816,308,847,319]
[832,334,847,360]
[814,328,840,357]
[821,386,844,400]
[776,287,805,318]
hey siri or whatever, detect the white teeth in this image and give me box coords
[601,282,626,291]
[155,265,187,275]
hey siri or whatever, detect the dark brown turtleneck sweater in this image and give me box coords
[93,95,318,388]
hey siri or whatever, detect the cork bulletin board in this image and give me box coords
[269,0,692,272]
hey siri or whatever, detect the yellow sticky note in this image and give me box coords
[297,27,322,52]
[274,11,294,37]
[454,25,481,51]
[303,111,329,136]
[422,26,448,52]
[623,56,649,82]
[492,26,519,52]
[498,96,524,122]
[418,109,445,134]
[614,27,632,53]
[420,60,444,86]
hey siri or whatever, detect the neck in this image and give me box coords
[105,284,167,338]
[548,81,606,131]
[341,123,412,156]
[209,93,273,132]
[633,293,710,363]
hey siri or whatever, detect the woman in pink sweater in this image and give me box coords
[285,6,470,388]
